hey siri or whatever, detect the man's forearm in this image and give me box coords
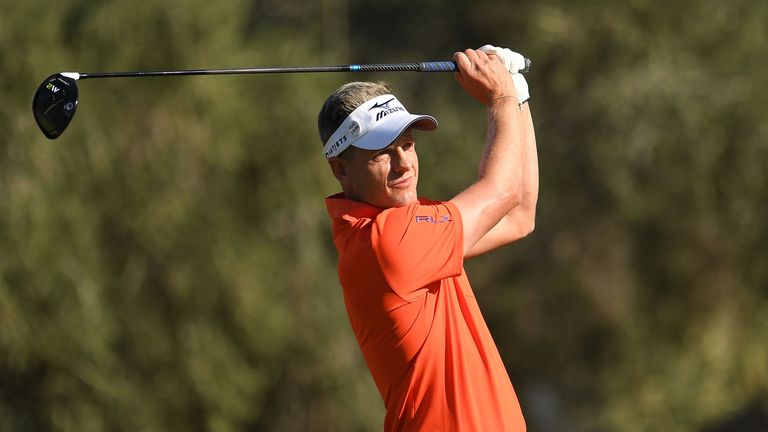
[505,103,538,220]
[476,97,527,207]
[464,102,537,258]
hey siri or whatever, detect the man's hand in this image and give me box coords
[452,49,518,105]
[477,45,531,105]
[477,45,528,75]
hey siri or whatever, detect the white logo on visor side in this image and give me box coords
[348,121,360,137]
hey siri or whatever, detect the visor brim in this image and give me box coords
[352,114,438,152]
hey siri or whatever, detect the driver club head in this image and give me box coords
[32,73,79,139]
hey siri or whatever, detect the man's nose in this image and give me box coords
[392,148,412,171]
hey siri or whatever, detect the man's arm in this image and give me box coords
[449,48,529,256]
[465,102,538,259]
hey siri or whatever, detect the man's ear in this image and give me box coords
[328,157,348,182]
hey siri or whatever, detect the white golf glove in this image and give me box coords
[478,44,530,104]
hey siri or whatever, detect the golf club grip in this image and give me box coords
[356,60,530,73]
[421,59,533,73]
[350,62,456,72]
[421,61,458,72]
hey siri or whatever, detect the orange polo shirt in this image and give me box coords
[326,194,526,432]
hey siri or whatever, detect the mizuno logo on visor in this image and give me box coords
[368,97,395,111]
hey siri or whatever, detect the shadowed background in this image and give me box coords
[1,0,767,431]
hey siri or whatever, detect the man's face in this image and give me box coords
[333,129,419,208]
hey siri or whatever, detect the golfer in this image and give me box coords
[319,46,537,431]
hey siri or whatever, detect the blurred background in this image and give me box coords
[2,0,767,431]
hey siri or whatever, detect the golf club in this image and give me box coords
[32,58,532,139]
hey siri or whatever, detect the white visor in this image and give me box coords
[323,94,438,159]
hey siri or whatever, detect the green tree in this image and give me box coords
[1,0,766,431]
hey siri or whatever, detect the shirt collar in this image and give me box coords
[325,193,383,222]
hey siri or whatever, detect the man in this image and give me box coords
[318,46,538,431]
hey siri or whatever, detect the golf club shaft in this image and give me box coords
[73,59,530,79]
[77,62,455,79]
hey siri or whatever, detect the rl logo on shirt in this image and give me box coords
[415,215,452,224]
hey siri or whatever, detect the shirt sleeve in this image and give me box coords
[370,201,464,300]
